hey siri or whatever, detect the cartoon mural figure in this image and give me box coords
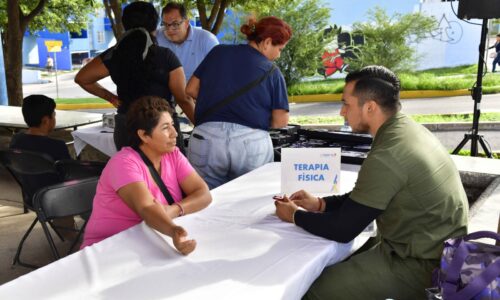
[430,14,463,44]
[320,26,365,78]
[322,35,347,76]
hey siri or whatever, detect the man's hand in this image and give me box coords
[275,195,299,223]
[172,226,196,255]
[289,190,323,212]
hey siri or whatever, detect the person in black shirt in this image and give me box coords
[10,94,76,237]
[75,2,194,153]
[10,94,71,161]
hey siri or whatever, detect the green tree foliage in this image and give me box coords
[0,0,96,34]
[346,7,436,72]
[266,0,332,85]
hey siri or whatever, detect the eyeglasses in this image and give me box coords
[162,20,184,31]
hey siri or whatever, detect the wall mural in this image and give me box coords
[430,14,463,44]
[319,26,364,78]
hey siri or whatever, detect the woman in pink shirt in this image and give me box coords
[81,96,211,255]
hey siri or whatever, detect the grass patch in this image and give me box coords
[289,64,500,96]
[453,149,500,159]
[290,115,345,124]
[411,112,500,123]
[289,112,500,125]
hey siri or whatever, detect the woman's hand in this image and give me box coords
[164,203,180,219]
[289,190,323,212]
[172,226,196,255]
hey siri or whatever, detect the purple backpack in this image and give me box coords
[432,231,500,300]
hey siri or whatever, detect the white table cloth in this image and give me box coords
[0,106,102,131]
[71,124,117,157]
[0,162,368,300]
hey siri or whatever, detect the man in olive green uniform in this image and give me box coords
[275,65,468,299]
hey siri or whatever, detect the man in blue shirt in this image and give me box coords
[156,2,219,81]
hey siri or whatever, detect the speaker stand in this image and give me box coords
[452,18,492,158]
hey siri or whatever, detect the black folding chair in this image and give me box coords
[55,159,105,181]
[33,177,98,262]
[0,149,100,268]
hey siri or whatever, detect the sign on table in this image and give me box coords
[280,148,341,195]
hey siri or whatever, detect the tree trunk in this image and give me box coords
[4,0,24,106]
[211,0,230,34]
[103,0,124,40]
[195,0,231,34]
[4,0,47,106]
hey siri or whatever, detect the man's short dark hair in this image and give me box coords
[22,95,56,127]
[345,65,401,113]
[161,2,187,19]
[497,33,500,37]
[122,2,159,32]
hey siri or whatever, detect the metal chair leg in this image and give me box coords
[40,221,60,260]
[12,217,40,269]
[48,220,65,242]
[67,219,88,254]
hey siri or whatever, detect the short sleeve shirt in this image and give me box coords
[101,44,181,114]
[10,132,71,161]
[350,113,468,259]
[81,147,194,248]
[193,44,289,130]
[156,24,219,81]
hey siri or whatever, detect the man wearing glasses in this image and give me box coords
[157,2,219,81]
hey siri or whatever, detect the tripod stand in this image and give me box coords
[452,18,492,158]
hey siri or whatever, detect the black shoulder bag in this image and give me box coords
[134,147,175,205]
[196,64,277,124]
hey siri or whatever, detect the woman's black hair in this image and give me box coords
[127,96,174,148]
[122,2,159,32]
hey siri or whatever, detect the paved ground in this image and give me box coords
[22,70,500,152]
[288,94,500,116]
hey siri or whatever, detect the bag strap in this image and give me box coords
[464,230,500,242]
[442,232,500,299]
[134,147,175,205]
[196,64,277,124]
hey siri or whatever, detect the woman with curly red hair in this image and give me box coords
[186,16,292,189]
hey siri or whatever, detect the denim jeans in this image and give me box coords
[187,122,273,189]
[493,54,500,72]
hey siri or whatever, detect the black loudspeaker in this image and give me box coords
[458,0,500,19]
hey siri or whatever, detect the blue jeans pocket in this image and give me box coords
[188,134,211,168]
[242,136,272,170]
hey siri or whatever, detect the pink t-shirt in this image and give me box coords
[81,147,194,248]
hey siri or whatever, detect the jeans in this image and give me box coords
[187,122,273,189]
[493,54,500,72]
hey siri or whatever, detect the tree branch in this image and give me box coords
[211,0,230,34]
[196,0,208,29]
[22,0,48,30]
[207,0,221,29]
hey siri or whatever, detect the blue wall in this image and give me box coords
[35,30,72,70]
[0,44,7,105]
